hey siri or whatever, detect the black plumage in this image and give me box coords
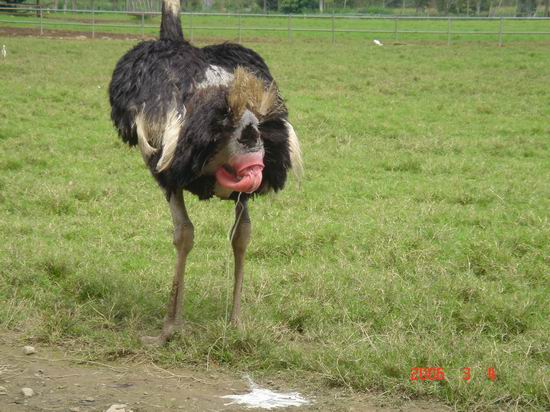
[109,24,296,199]
[107,0,301,345]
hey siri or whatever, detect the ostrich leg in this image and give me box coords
[230,197,251,326]
[142,189,194,346]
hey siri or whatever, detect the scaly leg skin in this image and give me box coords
[141,189,194,346]
[229,197,251,327]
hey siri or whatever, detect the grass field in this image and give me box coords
[1,11,550,44]
[0,35,549,410]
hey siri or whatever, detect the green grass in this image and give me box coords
[0,36,549,410]
[1,11,550,44]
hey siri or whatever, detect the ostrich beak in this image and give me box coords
[215,152,264,193]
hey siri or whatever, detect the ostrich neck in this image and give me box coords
[163,0,181,15]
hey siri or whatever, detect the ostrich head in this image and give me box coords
[214,108,265,194]
[189,67,283,195]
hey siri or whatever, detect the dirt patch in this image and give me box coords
[0,339,279,411]
[0,27,362,46]
[0,27,151,41]
[0,335,449,411]
[43,17,138,25]
[0,26,244,44]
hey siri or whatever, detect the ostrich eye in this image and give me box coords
[221,115,232,127]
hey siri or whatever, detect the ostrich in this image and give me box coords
[109,0,302,346]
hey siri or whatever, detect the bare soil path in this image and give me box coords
[0,335,447,412]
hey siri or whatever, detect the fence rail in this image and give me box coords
[1,6,549,45]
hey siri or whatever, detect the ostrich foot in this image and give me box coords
[140,321,183,347]
[140,335,168,347]
[230,315,242,329]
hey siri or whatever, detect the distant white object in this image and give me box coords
[222,375,311,409]
[373,39,383,46]
[1,45,6,58]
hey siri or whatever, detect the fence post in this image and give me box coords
[190,12,193,42]
[39,7,43,35]
[447,17,451,45]
[394,17,398,41]
[238,12,242,43]
[288,14,292,42]
[498,17,503,46]
[331,12,335,44]
[92,0,95,39]
[141,13,144,38]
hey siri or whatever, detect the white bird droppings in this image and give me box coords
[221,375,311,409]
[106,404,133,412]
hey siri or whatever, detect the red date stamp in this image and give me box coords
[410,367,496,382]
[410,367,445,381]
